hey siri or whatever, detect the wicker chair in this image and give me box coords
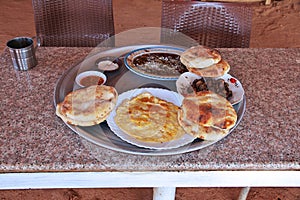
[161,1,253,48]
[32,0,115,47]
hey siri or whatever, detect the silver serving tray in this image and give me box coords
[53,45,246,156]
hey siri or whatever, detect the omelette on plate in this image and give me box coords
[114,92,186,143]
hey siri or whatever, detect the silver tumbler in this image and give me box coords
[6,37,38,71]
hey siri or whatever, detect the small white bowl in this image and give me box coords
[75,71,107,88]
[97,60,119,71]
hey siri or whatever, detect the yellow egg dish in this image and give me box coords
[114,92,186,143]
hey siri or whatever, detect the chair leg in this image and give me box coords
[238,187,251,200]
[153,187,176,200]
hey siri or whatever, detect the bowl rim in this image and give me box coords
[75,70,107,87]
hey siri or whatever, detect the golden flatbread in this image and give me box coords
[56,85,118,126]
[180,45,221,69]
[178,91,237,140]
[186,59,230,78]
[114,92,186,143]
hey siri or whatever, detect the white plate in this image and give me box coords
[176,72,245,105]
[124,46,185,80]
[106,88,196,149]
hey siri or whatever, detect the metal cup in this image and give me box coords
[6,37,38,71]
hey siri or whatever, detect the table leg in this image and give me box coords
[153,187,176,200]
[238,187,251,200]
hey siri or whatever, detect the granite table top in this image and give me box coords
[0,47,299,173]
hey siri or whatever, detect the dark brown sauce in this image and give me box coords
[133,53,187,75]
[80,75,104,87]
[191,78,233,100]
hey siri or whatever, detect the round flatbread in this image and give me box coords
[114,92,186,143]
[178,91,237,140]
[186,59,230,78]
[56,85,118,126]
[180,45,221,69]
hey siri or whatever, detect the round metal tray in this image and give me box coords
[54,45,246,156]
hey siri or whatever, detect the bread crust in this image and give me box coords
[187,59,230,78]
[178,91,237,140]
[56,85,118,126]
[180,45,221,69]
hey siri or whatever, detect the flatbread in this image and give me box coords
[56,85,118,126]
[114,92,186,143]
[178,91,237,140]
[180,45,221,69]
[186,59,230,78]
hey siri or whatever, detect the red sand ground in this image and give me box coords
[0,0,299,199]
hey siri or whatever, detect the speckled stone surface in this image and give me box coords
[0,47,299,172]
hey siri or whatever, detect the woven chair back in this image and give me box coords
[161,1,253,48]
[32,0,115,47]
